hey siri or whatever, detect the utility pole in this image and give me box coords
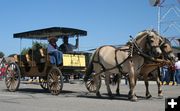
[149,0,180,46]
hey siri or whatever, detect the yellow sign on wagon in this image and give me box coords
[63,54,86,67]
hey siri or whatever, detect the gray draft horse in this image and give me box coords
[84,30,163,101]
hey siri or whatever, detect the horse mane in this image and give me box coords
[135,30,148,40]
[150,29,159,35]
[125,30,148,45]
[135,29,159,40]
[125,29,161,46]
[163,37,171,46]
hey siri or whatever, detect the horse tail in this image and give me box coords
[84,48,99,82]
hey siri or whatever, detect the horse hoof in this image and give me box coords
[108,92,113,96]
[130,97,138,102]
[158,95,163,99]
[129,95,138,102]
[146,94,152,99]
[108,93,114,99]
[116,93,120,96]
[96,92,102,97]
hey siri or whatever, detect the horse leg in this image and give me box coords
[128,77,137,101]
[104,72,113,98]
[93,63,102,97]
[116,74,121,96]
[95,74,102,97]
[128,61,138,101]
[143,73,152,99]
[156,70,163,98]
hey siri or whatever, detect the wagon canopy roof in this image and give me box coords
[13,27,87,39]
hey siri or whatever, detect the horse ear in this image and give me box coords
[146,34,151,40]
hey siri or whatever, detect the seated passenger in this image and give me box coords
[59,36,79,53]
[47,36,63,66]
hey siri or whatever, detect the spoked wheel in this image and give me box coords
[39,77,48,90]
[85,74,101,93]
[5,62,21,92]
[47,66,63,95]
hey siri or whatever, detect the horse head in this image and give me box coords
[135,29,162,57]
[160,37,176,62]
[146,30,163,57]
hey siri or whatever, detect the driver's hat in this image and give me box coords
[48,36,58,42]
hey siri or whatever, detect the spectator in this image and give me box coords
[59,36,79,53]
[161,65,169,85]
[168,64,176,85]
[175,57,180,85]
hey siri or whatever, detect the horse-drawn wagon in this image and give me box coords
[5,27,90,95]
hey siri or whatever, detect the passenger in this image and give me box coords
[59,36,79,53]
[47,36,63,66]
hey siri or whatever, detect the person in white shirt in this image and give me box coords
[175,57,180,84]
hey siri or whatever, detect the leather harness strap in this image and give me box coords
[90,37,166,76]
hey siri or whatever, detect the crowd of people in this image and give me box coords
[161,57,180,85]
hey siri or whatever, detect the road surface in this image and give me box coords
[0,80,179,111]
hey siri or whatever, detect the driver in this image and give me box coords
[47,36,63,66]
[59,35,79,53]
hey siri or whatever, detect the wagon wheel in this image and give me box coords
[85,74,101,93]
[39,77,48,90]
[5,62,21,92]
[47,66,63,95]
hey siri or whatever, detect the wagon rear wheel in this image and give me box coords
[5,62,21,92]
[47,66,63,95]
[85,74,101,93]
[39,77,48,90]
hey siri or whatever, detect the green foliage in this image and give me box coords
[32,41,47,50]
[20,47,30,55]
[20,41,47,55]
[0,51,5,58]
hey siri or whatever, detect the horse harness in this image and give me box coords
[91,38,158,76]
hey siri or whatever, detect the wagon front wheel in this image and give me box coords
[47,66,63,95]
[5,62,21,92]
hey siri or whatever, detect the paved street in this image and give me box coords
[0,80,179,111]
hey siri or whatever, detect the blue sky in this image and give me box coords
[0,0,179,56]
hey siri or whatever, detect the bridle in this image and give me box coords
[130,33,162,62]
[160,38,174,60]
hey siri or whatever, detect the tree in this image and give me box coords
[0,51,5,58]
[20,41,47,55]
[20,47,30,55]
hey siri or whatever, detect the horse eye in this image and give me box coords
[150,40,154,43]
[149,36,153,38]
[163,45,167,48]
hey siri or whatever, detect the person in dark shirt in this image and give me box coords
[59,36,79,53]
